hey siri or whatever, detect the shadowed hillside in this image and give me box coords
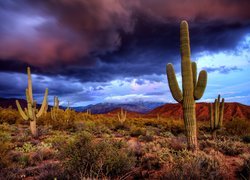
[146,102,250,121]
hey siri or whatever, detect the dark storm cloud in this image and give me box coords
[0,0,249,82]
[204,66,242,74]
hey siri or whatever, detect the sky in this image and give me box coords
[0,0,250,106]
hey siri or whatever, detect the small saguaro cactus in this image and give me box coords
[210,95,225,139]
[65,101,71,122]
[118,108,127,124]
[51,96,59,121]
[166,21,207,151]
[16,67,48,137]
[86,109,91,116]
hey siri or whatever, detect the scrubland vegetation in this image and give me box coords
[0,107,249,179]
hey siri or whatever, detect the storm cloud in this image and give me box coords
[0,0,250,105]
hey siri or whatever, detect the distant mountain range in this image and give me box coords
[0,98,249,120]
[0,98,164,113]
[80,102,165,114]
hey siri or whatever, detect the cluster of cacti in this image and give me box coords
[16,67,48,137]
[118,108,127,124]
[166,21,207,151]
[210,95,225,138]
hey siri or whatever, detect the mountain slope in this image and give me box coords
[146,102,250,120]
[81,102,164,114]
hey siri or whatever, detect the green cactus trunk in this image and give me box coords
[30,120,37,137]
[166,21,207,151]
[16,67,48,137]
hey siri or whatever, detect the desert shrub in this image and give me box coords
[237,156,250,180]
[113,122,130,131]
[161,131,175,138]
[0,131,12,168]
[130,127,146,137]
[216,140,244,156]
[17,154,30,167]
[168,120,185,135]
[37,163,63,180]
[141,154,162,170]
[15,142,37,153]
[142,140,173,164]
[62,131,136,178]
[44,132,72,151]
[0,168,19,180]
[138,134,154,142]
[0,107,22,124]
[0,141,10,169]
[38,109,77,131]
[163,150,222,179]
[242,135,250,143]
[83,121,112,136]
[225,118,250,136]
[167,137,186,151]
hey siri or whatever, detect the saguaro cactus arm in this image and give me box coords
[36,88,49,118]
[194,70,207,100]
[166,64,183,102]
[192,62,197,88]
[16,100,29,120]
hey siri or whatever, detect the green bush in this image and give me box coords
[62,131,136,178]
[15,142,37,153]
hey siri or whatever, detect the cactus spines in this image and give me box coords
[166,21,207,151]
[210,95,225,138]
[118,108,127,124]
[16,67,48,137]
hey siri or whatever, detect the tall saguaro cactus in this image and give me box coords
[210,95,225,138]
[16,67,48,137]
[166,21,207,151]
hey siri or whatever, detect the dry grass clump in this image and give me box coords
[162,150,224,180]
[0,107,23,124]
[225,118,250,136]
[237,154,250,180]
